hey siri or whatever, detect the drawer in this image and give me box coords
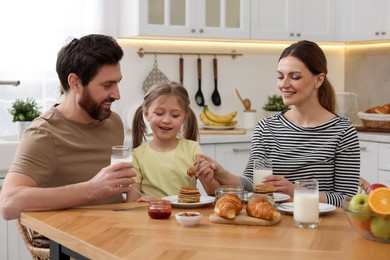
[378,143,390,171]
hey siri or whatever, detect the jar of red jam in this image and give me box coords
[148,200,172,219]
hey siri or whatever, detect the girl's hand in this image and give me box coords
[263,175,295,197]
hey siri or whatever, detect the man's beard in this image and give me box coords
[78,88,114,121]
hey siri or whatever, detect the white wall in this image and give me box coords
[116,39,345,132]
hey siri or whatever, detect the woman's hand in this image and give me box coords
[194,154,216,183]
[263,175,295,197]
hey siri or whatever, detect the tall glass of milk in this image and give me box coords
[111,145,132,164]
[293,179,319,229]
[253,158,273,188]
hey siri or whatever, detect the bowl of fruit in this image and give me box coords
[342,184,390,243]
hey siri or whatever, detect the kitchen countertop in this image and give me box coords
[357,132,390,143]
[125,130,254,146]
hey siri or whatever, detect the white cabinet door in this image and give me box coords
[359,141,378,185]
[377,142,390,187]
[0,218,31,260]
[200,143,216,158]
[378,143,390,171]
[197,144,216,195]
[215,142,251,176]
[378,170,390,187]
[342,0,390,41]
[250,0,336,41]
[119,0,250,39]
[0,217,7,260]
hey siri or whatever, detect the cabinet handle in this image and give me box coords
[191,28,196,33]
[360,146,367,151]
[199,29,204,33]
[375,31,380,36]
[232,148,251,153]
[296,33,301,37]
[289,33,294,37]
[382,31,386,35]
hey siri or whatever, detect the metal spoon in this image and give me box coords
[211,57,221,106]
[195,57,205,106]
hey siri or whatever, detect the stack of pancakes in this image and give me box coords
[178,186,201,203]
[254,184,276,199]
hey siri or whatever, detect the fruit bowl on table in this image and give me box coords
[342,197,390,243]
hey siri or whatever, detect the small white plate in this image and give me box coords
[276,202,336,215]
[248,193,291,203]
[202,125,236,130]
[162,195,215,208]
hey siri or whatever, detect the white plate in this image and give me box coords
[276,202,336,215]
[202,125,236,130]
[162,195,215,208]
[248,192,291,203]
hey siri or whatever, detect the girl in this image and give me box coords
[127,81,216,201]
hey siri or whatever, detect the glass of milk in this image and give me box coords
[253,158,273,188]
[111,145,132,164]
[293,179,319,229]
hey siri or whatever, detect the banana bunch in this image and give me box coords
[200,105,238,126]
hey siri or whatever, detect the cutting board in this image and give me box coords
[354,125,390,133]
[209,209,281,226]
[199,128,246,135]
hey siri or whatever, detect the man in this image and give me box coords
[0,34,136,220]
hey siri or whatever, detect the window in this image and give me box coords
[0,0,117,135]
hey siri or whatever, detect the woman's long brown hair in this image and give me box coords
[279,40,336,113]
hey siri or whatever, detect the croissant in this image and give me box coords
[246,197,280,221]
[214,194,243,219]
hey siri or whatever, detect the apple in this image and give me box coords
[354,219,371,231]
[366,183,387,195]
[349,193,371,222]
[370,217,390,240]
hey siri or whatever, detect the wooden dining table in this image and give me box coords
[20,201,390,260]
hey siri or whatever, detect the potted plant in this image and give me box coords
[8,98,41,135]
[262,95,290,117]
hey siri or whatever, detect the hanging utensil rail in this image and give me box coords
[137,48,243,59]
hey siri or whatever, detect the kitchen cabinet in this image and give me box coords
[118,0,250,39]
[200,142,250,176]
[378,143,390,186]
[341,0,390,42]
[0,218,30,260]
[250,0,337,42]
[359,139,390,187]
[359,140,378,185]
[215,142,250,176]
[197,141,250,194]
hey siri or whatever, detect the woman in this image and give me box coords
[198,40,360,207]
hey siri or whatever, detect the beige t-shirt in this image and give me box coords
[132,138,202,198]
[9,106,125,206]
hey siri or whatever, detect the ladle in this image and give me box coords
[195,57,205,106]
[211,57,221,106]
